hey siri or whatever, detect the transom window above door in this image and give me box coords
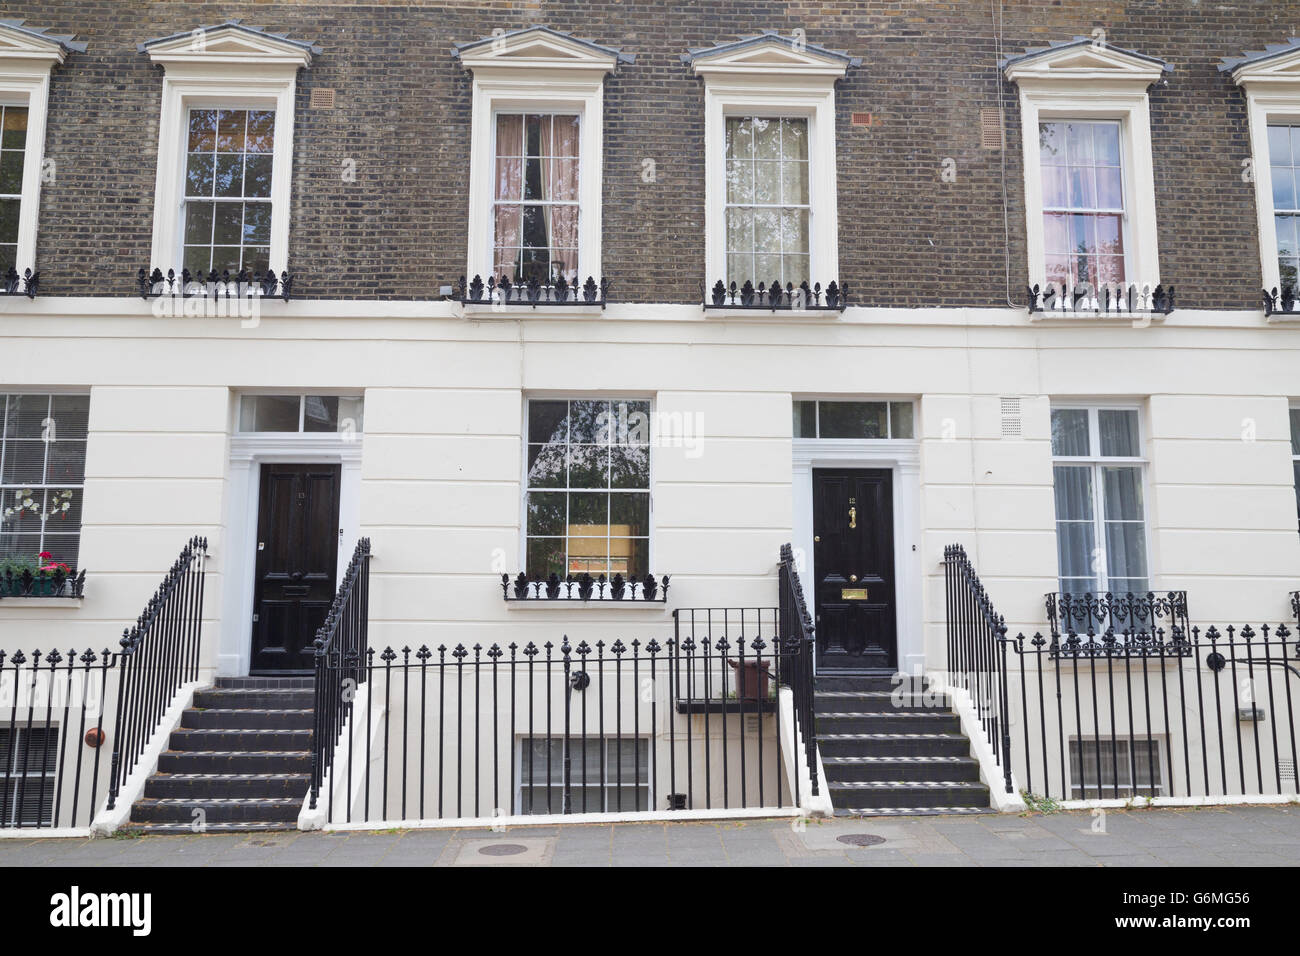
[524,398,650,580]
[183,108,275,276]
[1039,120,1126,288]
[725,117,809,287]
[793,400,914,440]
[238,395,364,434]
[1050,405,1148,597]
[493,113,580,284]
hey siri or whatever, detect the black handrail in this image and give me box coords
[778,543,819,797]
[105,535,208,810]
[943,543,1013,793]
[309,538,372,810]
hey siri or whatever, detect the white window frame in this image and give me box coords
[519,395,654,587]
[1005,43,1166,296]
[1230,56,1300,300]
[457,28,627,287]
[1289,404,1300,534]
[1050,402,1152,596]
[141,24,314,276]
[688,37,851,287]
[514,735,652,814]
[0,724,58,826]
[0,23,77,275]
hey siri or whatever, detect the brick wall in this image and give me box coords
[22,0,1300,306]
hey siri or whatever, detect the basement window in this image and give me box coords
[516,737,650,814]
[1068,737,1163,799]
[0,725,58,826]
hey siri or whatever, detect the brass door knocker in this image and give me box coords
[848,497,857,529]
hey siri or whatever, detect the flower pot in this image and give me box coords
[728,658,772,699]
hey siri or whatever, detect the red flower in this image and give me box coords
[38,551,52,561]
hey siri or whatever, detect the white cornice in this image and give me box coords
[1226,44,1300,88]
[1003,41,1168,88]
[0,22,74,67]
[454,26,627,75]
[686,35,855,80]
[142,23,314,72]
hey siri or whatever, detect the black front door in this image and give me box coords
[250,463,341,673]
[812,468,897,671]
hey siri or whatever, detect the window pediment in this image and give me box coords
[139,20,319,72]
[453,26,631,75]
[0,20,84,65]
[684,32,858,79]
[1002,37,1171,87]
[1222,38,1300,88]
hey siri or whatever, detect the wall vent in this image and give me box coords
[980,108,1004,150]
[1000,397,1022,439]
[1282,759,1296,781]
[310,87,336,110]
[851,112,873,127]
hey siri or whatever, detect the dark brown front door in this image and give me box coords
[812,468,897,671]
[250,463,341,673]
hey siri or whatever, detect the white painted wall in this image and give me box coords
[2,300,1300,689]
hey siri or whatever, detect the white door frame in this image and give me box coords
[218,435,363,677]
[792,439,923,676]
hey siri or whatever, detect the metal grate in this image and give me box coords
[851,112,873,127]
[980,108,1004,149]
[309,87,336,109]
[999,397,1022,438]
[1282,759,1296,781]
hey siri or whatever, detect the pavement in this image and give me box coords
[2,806,1298,866]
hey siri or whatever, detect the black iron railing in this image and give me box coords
[703,279,847,311]
[1027,281,1174,316]
[1007,622,1300,801]
[1046,591,1191,658]
[0,567,86,599]
[309,538,372,810]
[106,536,208,810]
[778,542,819,796]
[457,274,608,308]
[501,572,668,603]
[0,647,115,829]
[312,632,809,824]
[2,267,38,298]
[943,544,1013,793]
[137,267,294,301]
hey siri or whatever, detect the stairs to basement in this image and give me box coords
[127,677,314,833]
[816,674,993,816]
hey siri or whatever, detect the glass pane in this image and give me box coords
[610,447,649,489]
[1,441,44,484]
[1290,408,1300,456]
[49,396,89,440]
[793,400,816,438]
[889,402,914,439]
[185,154,215,197]
[527,443,566,488]
[566,535,607,575]
[525,537,566,578]
[1051,408,1090,456]
[818,402,888,439]
[1098,409,1140,457]
[1277,215,1298,259]
[608,538,647,577]
[609,492,649,535]
[567,446,608,489]
[527,401,569,445]
[1269,125,1293,167]
[244,156,273,198]
[1,106,28,151]
[726,159,754,204]
[243,202,271,245]
[567,492,607,533]
[245,110,275,153]
[0,198,18,246]
[1102,466,1144,520]
[1039,122,1065,164]
[337,397,364,434]
[216,109,246,151]
[782,118,808,160]
[184,202,214,245]
[526,492,566,537]
[212,203,242,245]
[1056,522,1096,587]
[1094,123,1120,166]
[45,442,86,484]
[753,118,780,160]
[239,395,299,432]
[725,117,753,160]
[567,401,609,444]
[188,109,216,151]
[1053,465,1094,521]
[214,154,242,198]
[1104,522,1148,589]
[302,396,340,433]
[1275,167,1298,211]
[0,150,24,194]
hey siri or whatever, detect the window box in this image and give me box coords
[501,571,669,604]
[0,568,85,599]
[457,273,607,309]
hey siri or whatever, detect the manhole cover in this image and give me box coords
[837,833,886,847]
[478,843,527,857]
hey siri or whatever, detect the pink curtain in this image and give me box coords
[548,116,580,280]
[493,114,523,278]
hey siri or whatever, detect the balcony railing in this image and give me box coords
[457,274,608,308]
[703,279,847,311]
[2,267,38,298]
[1027,281,1174,316]
[137,267,294,301]
[1264,286,1300,317]
[501,571,668,603]
[1045,590,1191,658]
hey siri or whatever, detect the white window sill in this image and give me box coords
[0,597,83,609]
